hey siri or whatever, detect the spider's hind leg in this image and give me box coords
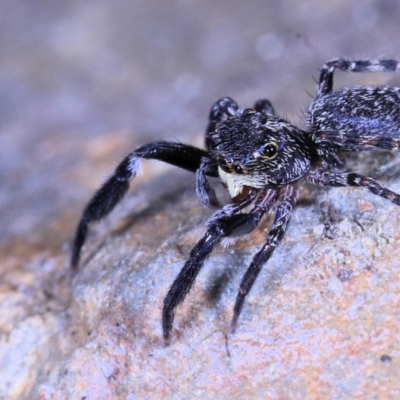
[317,57,400,98]
[71,141,217,270]
[308,167,400,206]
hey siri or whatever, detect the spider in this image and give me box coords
[71,58,400,344]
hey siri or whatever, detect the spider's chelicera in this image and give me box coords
[71,58,400,344]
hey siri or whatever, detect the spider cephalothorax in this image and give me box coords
[209,109,316,196]
[71,58,400,344]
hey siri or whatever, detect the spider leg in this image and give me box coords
[316,131,400,152]
[316,58,400,98]
[315,142,345,167]
[162,188,279,344]
[231,185,299,332]
[71,141,217,270]
[205,97,242,150]
[253,99,275,115]
[307,168,400,205]
[196,157,219,208]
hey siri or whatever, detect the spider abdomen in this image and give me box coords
[309,86,400,151]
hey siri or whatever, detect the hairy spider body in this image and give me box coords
[71,58,400,344]
[310,87,400,151]
[211,111,316,196]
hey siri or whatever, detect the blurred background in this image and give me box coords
[2,0,400,250]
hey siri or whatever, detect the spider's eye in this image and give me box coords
[219,158,234,173]
[233,164,243,173]
[220,164,231,173]
[260,142,278,159]
[219,159,244,174]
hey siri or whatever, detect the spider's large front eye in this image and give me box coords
[233,164,244,174]
[220,164,231,173]
[260,142,278,159]
[219,158,234,173]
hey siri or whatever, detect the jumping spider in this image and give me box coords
[71,58,400,344]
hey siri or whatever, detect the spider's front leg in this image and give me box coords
[162,187,280,344]
[196,157,219,208]
[199,96,275,207]
[231,185,299,332]
[205,97,276,147]
[253,98,275,115]
[205,97,243,151]
[71,141,218,270]
[192,96,243,208]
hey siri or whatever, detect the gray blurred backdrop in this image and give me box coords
[2,0,400,247]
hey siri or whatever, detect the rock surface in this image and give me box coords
[2,1,400,399]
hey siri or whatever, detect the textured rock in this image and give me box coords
[33,168,400,399]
